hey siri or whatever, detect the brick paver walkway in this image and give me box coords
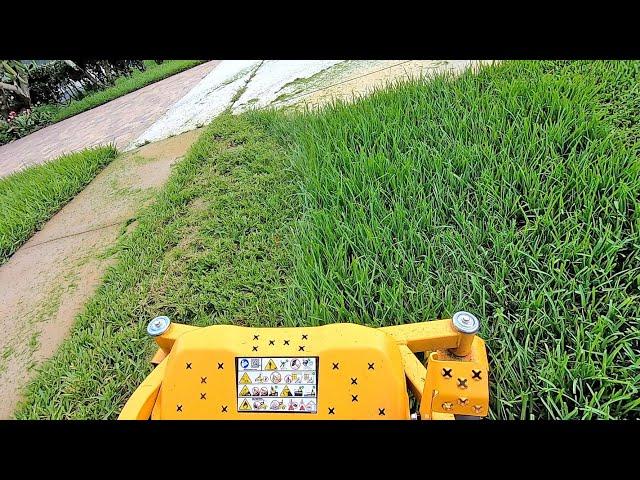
[0,61,220,178]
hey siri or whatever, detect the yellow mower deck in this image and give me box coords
[119,313,489,420]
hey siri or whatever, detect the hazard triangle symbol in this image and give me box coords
[239,372,251,384]
[265,359,277,370]
[280,385,292,397]
[239,385,250,396]
[239,399,251,411]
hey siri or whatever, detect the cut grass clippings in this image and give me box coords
[0,145,118,264]
[14,60,640,419]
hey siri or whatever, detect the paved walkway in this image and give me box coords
[0,61,220,178]
[0,129,203,418]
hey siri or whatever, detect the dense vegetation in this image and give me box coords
[15,61,639,419]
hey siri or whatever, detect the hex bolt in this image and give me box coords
[147,315,171,336]
[450,311,480,357]
[452,311,480,334]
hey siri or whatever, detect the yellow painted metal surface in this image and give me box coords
[120,318,490,420]
[419,337,489,419]
[149,323,409,419]
[398,345,426,398]
[380,321,460,352]
[118,357,167,420]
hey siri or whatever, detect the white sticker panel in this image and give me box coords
[236,357,318,413]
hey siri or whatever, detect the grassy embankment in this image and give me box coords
[0,146,118,263]
[15,60,639,419]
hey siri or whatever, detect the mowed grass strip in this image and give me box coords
[14,114,297,419]
[0,145,118,263]
[271,60,639,419]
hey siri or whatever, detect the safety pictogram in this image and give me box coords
[236,357,318,413]
[265,359,278,370]
[280,385,292,397]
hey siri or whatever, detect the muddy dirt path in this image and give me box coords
[0,128,202,418]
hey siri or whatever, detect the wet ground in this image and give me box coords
[0,129,202,418]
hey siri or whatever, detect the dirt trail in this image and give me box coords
[0,128,202,418]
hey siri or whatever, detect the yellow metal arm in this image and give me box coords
[385,318,489,419]
[380,318,479,357]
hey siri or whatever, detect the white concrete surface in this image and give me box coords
[129,60,492,149]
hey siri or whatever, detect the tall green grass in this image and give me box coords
[14,60,640,419]
[0,146,118,263]
[270,60,640,419]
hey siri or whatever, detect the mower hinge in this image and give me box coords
[419,336,489,419]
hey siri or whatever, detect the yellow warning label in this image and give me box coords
[265,359,277,370]
[280,385,292,397]
[239,399,251,411]
[239,385,250,396]
[239,372,251,384]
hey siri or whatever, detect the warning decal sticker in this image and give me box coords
[236,357,318,413]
